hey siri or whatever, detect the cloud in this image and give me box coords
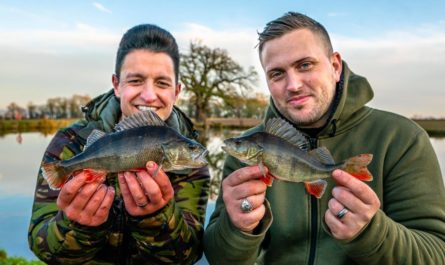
[0,24,120,54]
[92,2,112,14]
[0,21,444,117]
[330,25,445,117]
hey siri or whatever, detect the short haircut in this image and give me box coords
[114,24,179,83]
[258,12,333,56]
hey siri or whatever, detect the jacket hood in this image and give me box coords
[266,61,374,137]
[80,89,198,140]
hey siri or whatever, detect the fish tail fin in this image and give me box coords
[41,162,70,190]
[342,154,373,181]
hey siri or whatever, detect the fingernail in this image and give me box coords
[97,184,106,191]
[332,169,342,177]
[332,187,339,197]
[147,161,156,168]
[108,186,115,193]
[118,174,125,183]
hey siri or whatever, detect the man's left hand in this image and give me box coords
[325,169,380,241]
[119,161,174,216]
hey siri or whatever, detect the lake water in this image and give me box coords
[0,132,444,262]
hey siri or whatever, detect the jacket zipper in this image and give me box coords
[308,137,318,265]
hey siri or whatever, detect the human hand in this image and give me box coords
[118,161,174,216]
[57,171,115,226]
[325,169,380,240]
[222,165,269,233]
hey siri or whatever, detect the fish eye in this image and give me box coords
[188,143,197,150]
[234,139,242,145]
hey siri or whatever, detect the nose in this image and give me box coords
[140,83,157,102]
[286,71,303,92]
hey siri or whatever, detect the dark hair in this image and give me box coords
[258,12,333,56]
[114,24,179,83]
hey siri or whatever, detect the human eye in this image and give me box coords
[127,78,143,86]
[298,61,313,71]
[156,79,172,88]
[268,70,284,81]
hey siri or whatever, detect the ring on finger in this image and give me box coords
[336,207,349,219]
[240,198,253,213]
[137,202,148,208]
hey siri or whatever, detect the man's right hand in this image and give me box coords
[57,171,115,226]
[222,165,268,233]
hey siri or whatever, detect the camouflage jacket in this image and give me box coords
[28,90,210,264]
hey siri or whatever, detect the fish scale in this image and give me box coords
[222,117,373,198]
[41,110,208,190]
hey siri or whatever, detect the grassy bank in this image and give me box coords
[413,119,445,137]
[1,118,444,137]
[0,249,44,265]
[0,119,78,136]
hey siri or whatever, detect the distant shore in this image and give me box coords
[1,118,444,137]
[195,118,445,137]
[412,119,445,137]
[0,119,78,136]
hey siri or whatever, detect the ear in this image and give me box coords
[331,52,343,82]
[174,82,182,99]
[112,74,120,98]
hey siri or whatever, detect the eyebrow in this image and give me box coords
[291,56,314,67]
[266,56,315,74]
[122,72,144,79]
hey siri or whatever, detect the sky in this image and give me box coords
[0,0,444,118]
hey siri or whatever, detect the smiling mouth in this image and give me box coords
[137,106,159,112]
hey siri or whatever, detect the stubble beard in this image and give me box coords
[283,90,333,128]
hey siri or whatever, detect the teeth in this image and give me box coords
[138,106,157,112]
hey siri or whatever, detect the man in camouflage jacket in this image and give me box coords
[28,24,210,265]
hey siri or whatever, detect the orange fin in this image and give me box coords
[304,179,328,199]
[83,169,107,183]
[260,174,274,187]
[343,154,373,181]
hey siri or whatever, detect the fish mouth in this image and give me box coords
[201,149,209,158]
[221,145,235,156]
[195,149,209,165]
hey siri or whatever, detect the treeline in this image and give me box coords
[2,95,91,120]
[3,41,270,123]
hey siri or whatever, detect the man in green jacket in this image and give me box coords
[28,24,210,264]
[204,12,445,264]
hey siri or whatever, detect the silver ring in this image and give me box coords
[336,207,349,219]
[137,202,148,208]
[240,198,253,213]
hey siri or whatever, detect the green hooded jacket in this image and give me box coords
[204,63,445,265]
[28,90,210,264]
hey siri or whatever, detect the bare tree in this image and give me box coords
[180,42,258,123]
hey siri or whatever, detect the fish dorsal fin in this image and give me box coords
[114,110,166,132]
[308,147,335,165]
[265,118,309,151]
[85,129,107,149]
